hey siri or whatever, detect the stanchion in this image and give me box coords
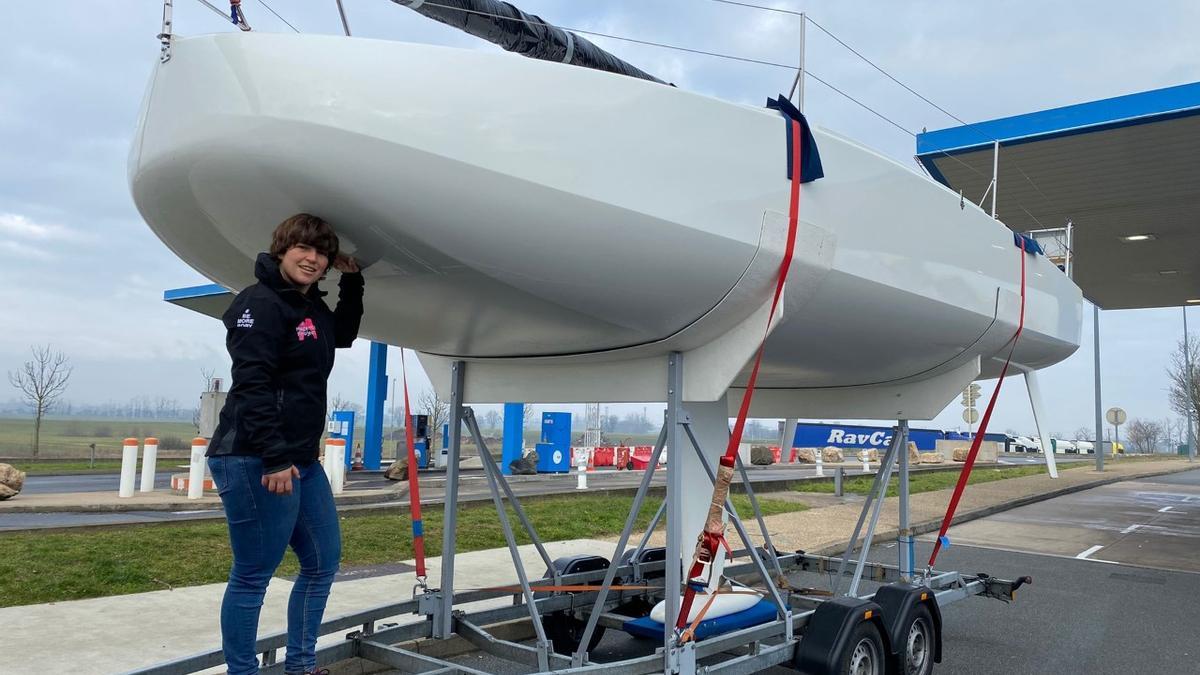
[119,437,138,498]
[188,438,207,500]
[861,451,870,473]
[324,438,346,494]
[139,437,158,493]
[815,448,824,477]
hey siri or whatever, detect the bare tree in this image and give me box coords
[522,403,536,429]
[1125,418,1162,454]
[1167,337,1200,425]
[482,408,501,431]
[1074,426,1094,442]
[8,345,72,457]
[330,392,351,412]
[417,388,450,446]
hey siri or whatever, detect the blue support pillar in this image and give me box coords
[363,341,387,470]
[501,402,525,475]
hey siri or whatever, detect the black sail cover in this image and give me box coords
[392,0,668,85]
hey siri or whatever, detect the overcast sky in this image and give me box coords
[1,1,1197,437]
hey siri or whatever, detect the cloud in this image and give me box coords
[0,212,83,242]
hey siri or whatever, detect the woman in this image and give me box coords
[207,213,363,675]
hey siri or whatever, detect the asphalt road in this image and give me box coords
[929,467,1200,574]
[0,454,1093,532]
[2,463,847,530]
[20,471,177,494]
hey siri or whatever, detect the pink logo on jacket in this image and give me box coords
[295,318,319,341]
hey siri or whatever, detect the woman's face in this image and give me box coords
[279,243,328,290]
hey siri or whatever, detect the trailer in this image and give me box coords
[132,358,1034,675]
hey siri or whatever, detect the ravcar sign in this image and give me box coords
[792,423,943,451]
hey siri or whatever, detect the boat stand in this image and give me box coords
[133,354,1029,675]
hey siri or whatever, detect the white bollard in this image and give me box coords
[325,439,346,494]
[576,454,588,490]
[188,438,207,499]
[862,456,870,473]
[815,450,824,478]
[118,437,139,498]
[139,437,159,493]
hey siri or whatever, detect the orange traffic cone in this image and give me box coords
[351,443,365,471]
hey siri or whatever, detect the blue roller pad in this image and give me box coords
[622,599,777,641]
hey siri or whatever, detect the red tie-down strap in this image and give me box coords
[400,350,427,582]
[927,237,1028,569]
[676,116,805,633]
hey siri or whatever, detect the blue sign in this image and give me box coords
[792,423,943,451]
[329,410,356,467]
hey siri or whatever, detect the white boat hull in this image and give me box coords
[130,33,1082,418]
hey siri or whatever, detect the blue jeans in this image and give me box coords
[209,455,341,675]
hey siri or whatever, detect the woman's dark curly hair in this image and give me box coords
[269,213,340,263]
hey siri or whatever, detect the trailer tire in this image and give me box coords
[543,613,605,654]
[898,604,935,675]
[839,621,885,675]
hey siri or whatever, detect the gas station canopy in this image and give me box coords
[916,81,1200,310]
[163,283,232,319]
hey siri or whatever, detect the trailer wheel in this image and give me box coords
[840,621,884,675]
[899,604,935,675]
[543,612,605,654]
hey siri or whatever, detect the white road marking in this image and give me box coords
[1159,506,1174,513]
[1121,524,1142,534]
[1076,545,1105,559]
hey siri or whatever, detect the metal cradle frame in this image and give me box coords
[130,353,1017,675]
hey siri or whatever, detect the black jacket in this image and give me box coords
[208,253,364,474]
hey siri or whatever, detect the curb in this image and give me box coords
[811,464,1197,557]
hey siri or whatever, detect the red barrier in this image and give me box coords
[770,446,782,463]
[593,446,615,467]
[631,445,654,471]
[616,446,631,470]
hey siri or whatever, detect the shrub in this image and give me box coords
[157,435,188,450]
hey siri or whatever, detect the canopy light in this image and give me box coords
[1188,298,1200,304]
[1120,233,1157,242]
[1160,270,1179,276]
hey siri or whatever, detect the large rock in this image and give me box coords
[908,442,921,464]
[750,446,775,466]
[384,456,409,481]
[952,447,970,462]
[857,449,879,462]
[919,452,945,464]
[794,448,817,464]
[509,452,539,475]
[0,463,25,500]
[821,447,844,463]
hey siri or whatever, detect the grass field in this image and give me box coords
[0,492,805,608]
[794,461,1099,497]
[0,416,199,459]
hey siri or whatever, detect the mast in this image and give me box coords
[391,0,667,85]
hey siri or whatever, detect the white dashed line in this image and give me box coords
[1121,524,1142,534]
[1076,545,1105,559]
[1159,506,1174,513]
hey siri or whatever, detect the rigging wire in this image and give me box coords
[710,0,803,17]
[707,0,1052,215]
[400,2,922,140]
[256,0,300,32]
